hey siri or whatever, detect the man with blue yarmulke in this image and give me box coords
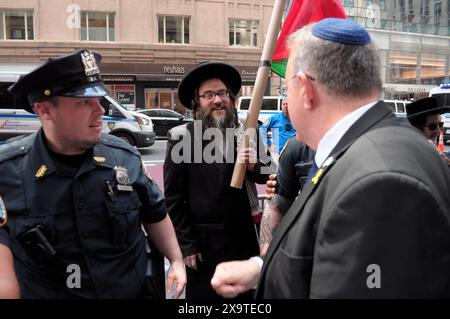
[211,18,450,298]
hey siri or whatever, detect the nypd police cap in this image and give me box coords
[8,49,108,113]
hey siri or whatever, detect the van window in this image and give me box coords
[100,97,125,118]
[240,98,250,110]
[433,93,450,107]
[261,99,278,111]
[0,84,17,109]
[397,102,406,113]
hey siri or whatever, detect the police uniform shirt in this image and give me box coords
[0,130,166,298]
[260,113,297,154]
[276,138,315,201]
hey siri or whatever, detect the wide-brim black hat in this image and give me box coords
[8,49,108,113]
[406,97,450,119]
[178,62,241,109]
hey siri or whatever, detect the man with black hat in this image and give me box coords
[0,49,186,298]
[163,61,270,299]
[406,96,450,166]
[212,18,450,298]
[406,96,449,144]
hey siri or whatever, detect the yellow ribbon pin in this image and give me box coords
[93,157,106,163]
[311,168,324,185]
[35,165,47,178]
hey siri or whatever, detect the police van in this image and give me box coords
[236,96,283,124]
[0,69,155,147]
[383,100,410,118]
[429,82,450,144]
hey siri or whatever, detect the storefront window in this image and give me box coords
[389,51,418,84]
[0,9,33,40]
[144,89,190,116]
[419,53,447,85]
[105,84,135,110]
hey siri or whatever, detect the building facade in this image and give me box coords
[0,0,274,114]
[0,0,449,113]
[343,0,450,100]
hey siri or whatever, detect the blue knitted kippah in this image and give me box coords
[311,18,371,45]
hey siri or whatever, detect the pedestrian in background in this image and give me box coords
[406,96,450,166]
[1,49,186,298]
[406,96,449,145]
[212,18,450,298]
[260,96,296,161]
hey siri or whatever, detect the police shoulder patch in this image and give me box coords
[0,195,7,228]
[100,133,140,157]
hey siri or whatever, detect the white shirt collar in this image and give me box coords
[315,100,379,167]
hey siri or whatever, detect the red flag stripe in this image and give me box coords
[273,0,347,63]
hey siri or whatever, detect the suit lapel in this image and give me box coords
[257,101,394,294]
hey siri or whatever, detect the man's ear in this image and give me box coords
[33,101,53,120]
[297,72,315,111]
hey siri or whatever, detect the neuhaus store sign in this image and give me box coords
[101,63,257,81]
[163,65,185,74]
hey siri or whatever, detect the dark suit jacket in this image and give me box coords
[256,101,450,298]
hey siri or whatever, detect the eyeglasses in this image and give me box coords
[424,122,444,130]
[281,72,316,90]
[198,89,230,100]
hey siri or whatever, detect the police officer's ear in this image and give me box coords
[33,100,53,120]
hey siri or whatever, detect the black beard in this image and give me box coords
[197,103,237,131]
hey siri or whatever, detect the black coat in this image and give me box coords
[257,102,450,298]
[164,122,269,298]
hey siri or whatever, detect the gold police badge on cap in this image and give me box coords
[81,50,100,76]
[0,195,7,227]
[114,166,133,191]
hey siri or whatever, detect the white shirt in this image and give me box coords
[315,101,379,167]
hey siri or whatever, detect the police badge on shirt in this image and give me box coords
[0,195,7,227]
[114,166,133,192]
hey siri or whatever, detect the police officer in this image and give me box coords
[0,49,186,298]
[260,97,296,159]
[259,137,314,255]
[0,197,20,298]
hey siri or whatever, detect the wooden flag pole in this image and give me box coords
[230,0,287,189]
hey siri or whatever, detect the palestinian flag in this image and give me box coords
[271,0,347,78]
